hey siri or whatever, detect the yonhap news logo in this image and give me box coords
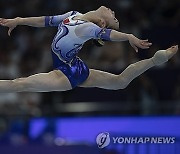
[96,132,176,149]
[96,132,110,148]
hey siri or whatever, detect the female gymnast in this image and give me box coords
[0,6,178,92]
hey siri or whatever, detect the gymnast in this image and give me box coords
[0,6,178,92]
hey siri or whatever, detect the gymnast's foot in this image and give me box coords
[152,45,178,66]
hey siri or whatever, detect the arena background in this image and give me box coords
[0,0,179,154]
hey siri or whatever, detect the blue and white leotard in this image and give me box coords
[45,11,112,88]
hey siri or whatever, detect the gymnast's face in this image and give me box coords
[97,6,119,30]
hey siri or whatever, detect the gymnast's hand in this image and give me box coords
[0,17,20,36]
[128,34,152,52]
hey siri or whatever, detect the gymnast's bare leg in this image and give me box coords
[80,45,178,90]
[0,70,72,92]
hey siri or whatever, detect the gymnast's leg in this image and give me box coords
[0,70,72,92]
[79,45,178,90]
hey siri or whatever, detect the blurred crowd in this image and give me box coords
[0,0,179,116]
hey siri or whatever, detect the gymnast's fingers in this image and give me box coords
[130,43,138,52]
[8,28,13,36]
[141,41,152,47]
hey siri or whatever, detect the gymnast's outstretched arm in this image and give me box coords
[0,16,45,36]
[0,11,76,36]
[75,23,152,52]
[110,30,152,52]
